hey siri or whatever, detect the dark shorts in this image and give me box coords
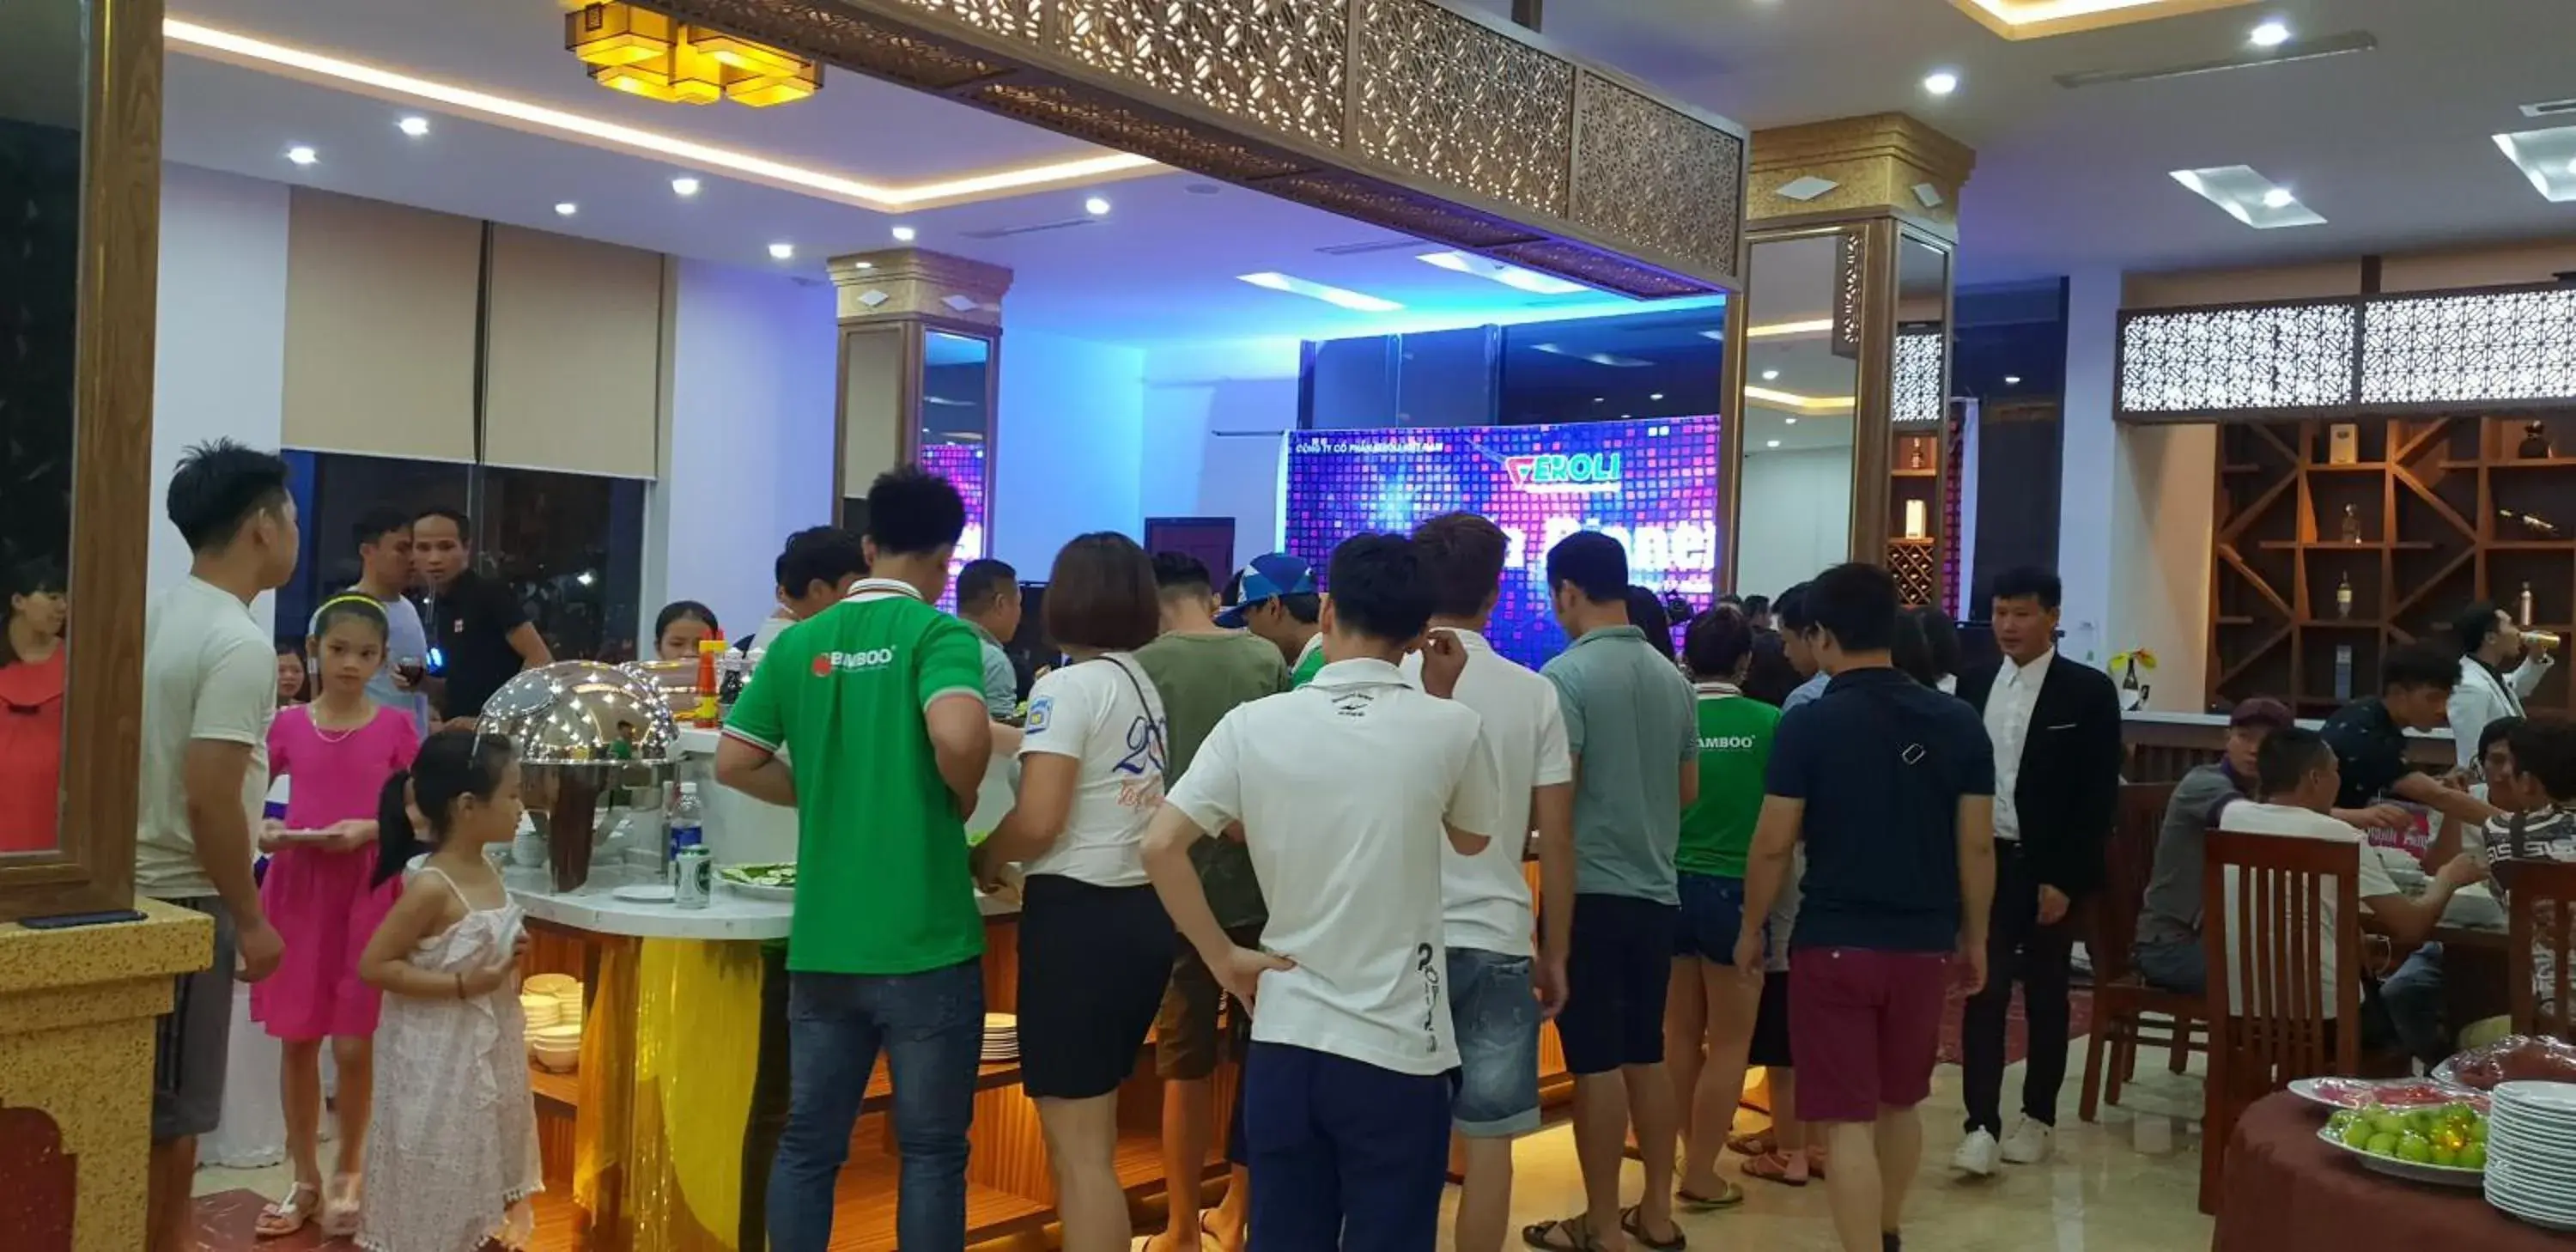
[1243,1042,1454,1252]
[1155,920,1266,1081]
[1788,946,1949,1123]
[1747,969,1794,1069]
[1675,872,1768,966]
[153,896,238,1141]
[1018,875,1175,1100]
[1447,948,1542,1138]
[1559,893,1680,1076]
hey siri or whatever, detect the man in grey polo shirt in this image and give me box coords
[1525,532,1699,1252]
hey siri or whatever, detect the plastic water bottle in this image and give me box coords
[667,783,703,887]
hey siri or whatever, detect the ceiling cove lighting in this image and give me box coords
[397,115,430,137]
[162,20,1162,212]
[1746,386,1856,414]
[285,144,318,166]
[1416,250,1592,295]
[1236,272,1404,313]
[1949,0,2258,42]
[2170,165,2325,228]
[2493,126,2576,204]
[1743,319,1835,339]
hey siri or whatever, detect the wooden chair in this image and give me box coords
[2198,830,2362,1214]
[2501,859,2576,1042]
[2078,781,2208,1121]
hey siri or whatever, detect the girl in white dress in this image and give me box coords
[355,731,540,1252]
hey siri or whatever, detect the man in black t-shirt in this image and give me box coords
[412,507,551,726]
[2318,641,2494,828]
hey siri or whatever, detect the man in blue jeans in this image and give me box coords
[719,466,997,1252]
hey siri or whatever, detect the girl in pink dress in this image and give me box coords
[254,596,420,1239]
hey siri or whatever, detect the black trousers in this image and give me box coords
[1961,840,2076,1134]
[741,944,793,1252]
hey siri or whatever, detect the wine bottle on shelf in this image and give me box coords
[2334,645,2354,702]
[2521,421,2552,459]
[2521,581,2537,629]
[2340,503,2363,544]
[2336,573,2354,620]
[2500,507,2562,537]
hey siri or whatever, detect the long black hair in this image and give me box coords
[3,558,67,667]
[375,731,517,886]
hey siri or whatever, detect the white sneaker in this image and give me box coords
[2000,1116,2055,1164]
[1953,1128,2000,1176]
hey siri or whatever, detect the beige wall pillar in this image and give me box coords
[826,247,1011,560]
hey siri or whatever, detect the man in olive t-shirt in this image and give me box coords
[717,466,995,1252]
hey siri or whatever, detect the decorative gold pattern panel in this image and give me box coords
[2360,289,2576,406]
[1352,0,1572,216]
[1832,230,1864,360]
[1259,171,1537,249]
[1570,72,1740,277]
[2118,305,2356,414]
[890,0,1045,40]
[1060,0,1347,147]
[1893,331,1944,425]
[970,82,1309,182]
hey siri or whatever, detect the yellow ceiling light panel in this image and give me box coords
[686,28,806,78]
[724,60,822,108]
[563,3,672,69]
[1948,0,2254,40]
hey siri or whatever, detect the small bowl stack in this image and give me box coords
[522,974,586,1073]
[982,1013,1018,1065]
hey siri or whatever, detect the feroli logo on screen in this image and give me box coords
[1504,452,1622,495]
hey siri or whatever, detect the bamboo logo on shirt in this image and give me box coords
[810,647,897,677]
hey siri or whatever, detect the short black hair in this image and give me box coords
[1915,608,1960,678]
[1325,533,1433,643]
[775,526,866,597]
[1893,610,1937,687]
[1741,594,1771,617]
[1990,566,2063,612]
[1775,582,1814,634]
[1413,513,1507,621]
[1043,533,1159,652]
[2452,602,2506,656]
[1625,586,1675,659]
[864,465,967,556]
[353,507,411,550]
[1685,606,1756,679]
[1152,551,1212,596]
[2382,641,2459,695]
[1805,562,1899,653]
[1545,531,1628,604]
[654,599,719,640]
[956,559,1018,611]
[2255,726,2333,797]
[2481,714,2526,761]
[2507,717,2576,801]
[413,507,471,539]
[167,440,291,553]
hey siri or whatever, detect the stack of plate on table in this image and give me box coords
[2486,1080,2576,1231]
[522,974,586,1073]
[982,1012,1018,1064]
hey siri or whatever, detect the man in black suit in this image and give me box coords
[1948,567,2123,1176]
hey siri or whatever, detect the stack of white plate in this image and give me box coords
[2487,1080,2576,1231]
[982,1012,1018,1064]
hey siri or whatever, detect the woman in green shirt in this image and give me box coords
[1664,607,1782,1207]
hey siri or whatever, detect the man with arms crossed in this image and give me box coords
[1135,551,1290,1252]
[718,466,994,1252]
[139,441,301,1252]
[1737,562,1996,1252]
[1404,514,1577,1252]
[1142,533,1504,1252]
[1527,532,1697,1252]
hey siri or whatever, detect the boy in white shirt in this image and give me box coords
[1142,533,1506,1251]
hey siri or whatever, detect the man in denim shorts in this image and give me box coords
[1401,514,1576,1252]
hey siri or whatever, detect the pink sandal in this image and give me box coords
[1741,1150,1810,1188]
[319,1172,362,1238]
[253,1183,320,1240]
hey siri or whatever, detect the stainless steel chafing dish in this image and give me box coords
[477,661,680,891]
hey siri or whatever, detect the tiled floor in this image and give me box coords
[196,1060,2214,1251]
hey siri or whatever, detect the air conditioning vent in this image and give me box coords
[2524,99,2576,119]
[957,217,1099,240]
[2057,30,2375,89]
[1315,237,1425,256]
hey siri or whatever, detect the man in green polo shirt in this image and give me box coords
[717,465,995,1252]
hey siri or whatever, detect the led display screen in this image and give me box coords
[918,441,987,611]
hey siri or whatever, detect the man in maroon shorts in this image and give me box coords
[1735,562,1996,1252]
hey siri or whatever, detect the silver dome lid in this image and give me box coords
[475,660,680,766]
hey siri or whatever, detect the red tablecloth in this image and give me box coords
[2213,1092,2567,1252]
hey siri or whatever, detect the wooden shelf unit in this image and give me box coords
[2208,414,2576,713]
[1887,427,1956,610]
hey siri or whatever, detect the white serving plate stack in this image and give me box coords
[982,1012,1018,1065]
[2486,1080,2576,1231]
[522,974,586,1073]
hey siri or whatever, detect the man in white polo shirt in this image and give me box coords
[1402,513,1576,1252]
[1143,532,1505,1252]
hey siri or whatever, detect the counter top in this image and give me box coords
[506,862,1018,940]
[2123,709,2453,740]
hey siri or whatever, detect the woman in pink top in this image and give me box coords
[254,597,420,1239]
[0,561,68,854]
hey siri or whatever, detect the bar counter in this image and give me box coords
[2122,709,2453,783]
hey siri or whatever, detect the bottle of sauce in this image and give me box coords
[695,633,726,726]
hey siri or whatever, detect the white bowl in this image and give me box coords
[531,1023,583,1048]
[532,1043,580,1073]
[520,995,561,1025]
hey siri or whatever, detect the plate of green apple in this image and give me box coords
[2317,1101,2488,1188]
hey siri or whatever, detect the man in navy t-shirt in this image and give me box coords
[1735,562,1996,1252]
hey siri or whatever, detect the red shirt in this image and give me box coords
[0,648,67,853]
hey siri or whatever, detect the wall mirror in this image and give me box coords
[1735,230,1861,602]
[1890,233,1955,608]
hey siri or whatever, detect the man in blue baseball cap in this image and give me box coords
[1217,553,1327,688]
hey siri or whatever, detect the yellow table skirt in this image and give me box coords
[576,937,769,1252]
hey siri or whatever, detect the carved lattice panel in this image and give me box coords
[889,0,1044,40]
[1893,331,1944,426]
[1888,540,1937,609]
[1568,72,1740,277]
[1060,0,1349,148]
[1352,0,1573,217]
[2360,289,2576,405]
[2118,304,2356,414]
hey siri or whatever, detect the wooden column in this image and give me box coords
[826,248,1012,523]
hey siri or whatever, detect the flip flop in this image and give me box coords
[1621,1205,1688,1251]
[1741,1150,1809,1188]
[1678,1179,1746,1211]
[1522,1217,1603,1252]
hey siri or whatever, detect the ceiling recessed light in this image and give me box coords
[1761,368,1780,380]
[2249,20,2290,47]
[1235,271,1403,313]
[2004,374,2023,385]
[1649,392,1665,401]
[890,225,917,241]
[1923,71,1959,96]
[397,115,429,137]
[1416,250,1591,295]
[285,144,318,166]
[2260,187,2296,209]
[853,260,874,270]
[671,176,702,197]
[1084,195,1112,216]
[554,201,578,216]
[2492,127,2576,204]
[1766,440,1782,448]
[1785,417,1798,425]
[1593,397,1606,403]
[768,242,795,260]
[1747,386,1856,414]
[2170,165,2326,228]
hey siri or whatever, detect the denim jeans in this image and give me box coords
[2132,937,2206,998]
[767,958,984,1252]
[2379,944,2449,1066]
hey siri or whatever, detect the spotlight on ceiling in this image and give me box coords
[398,116,430,137]
[671,175,702,196]
[2250,20,2290,47]
[1084,196,1112,216]
[1649,392,1665,401]
[2170,165,2325,228]
[1923,70,1959,96]
[1761,369,1780,381]
[285,144,318,166]
[554,201,579,216]
[1785,417,1798,425]
[891,225,917,241]
[2004,374,2023,385]
[2261,186,2296,209]
[1766,439,1782,448]
[768,241,795,260]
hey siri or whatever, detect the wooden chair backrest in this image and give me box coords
[2093,781,2178,985]
[2502,859,2576,1042]
[2202,830,2362,1097]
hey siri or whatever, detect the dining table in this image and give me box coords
[2213,1091,2567,1252]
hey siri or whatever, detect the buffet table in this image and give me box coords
[2213,1093,2562,1252]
